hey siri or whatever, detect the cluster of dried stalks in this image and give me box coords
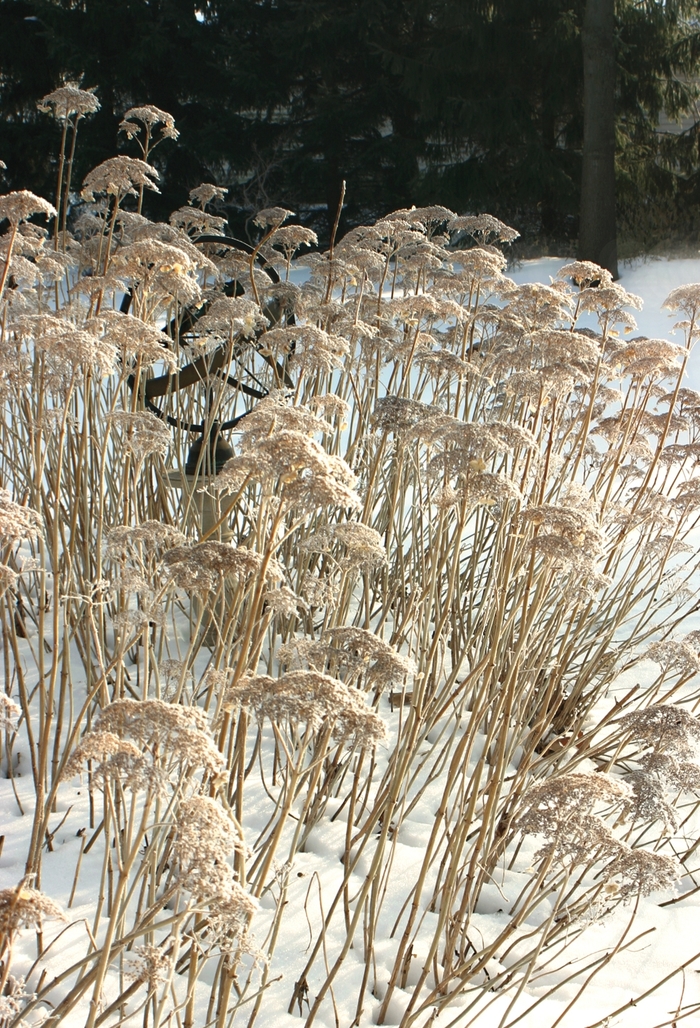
[2,90,700,1028]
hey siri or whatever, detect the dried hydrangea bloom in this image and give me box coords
[0,492,41,545]
[253,207,294,229]
[0,881,64,937]
[0,692,20,731]
[189,183,228,208]
[38,84,100,120]
[0,191,56,226]
[119,105,179,141]
[109,411,171,463]
[81,157,160,202]
[620,703,700,757]
[304,522,387,570]
[227,669,387,745]
[172,796,247,898]
[556,260,613,290]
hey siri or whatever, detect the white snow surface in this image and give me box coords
[4,256,700,1028]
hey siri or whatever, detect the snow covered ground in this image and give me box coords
[5,255,700,1028]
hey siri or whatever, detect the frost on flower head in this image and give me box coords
[81,157,160,202]
[189,182,228,208]
[65,699,224,789]
[0,492,41,545]
[226,669,387,745]
[620,703,700,758]
[0,880,64,937]
[556,260,613,289]
[0,191,56,226]
[164,542,282,593]
[119,105,179,141]
[38,84,100,120]
[253,206,295,229]
[172,796,247,898]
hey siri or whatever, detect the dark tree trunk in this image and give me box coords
[579,0,618,278]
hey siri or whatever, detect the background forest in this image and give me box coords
[2,0,700,257]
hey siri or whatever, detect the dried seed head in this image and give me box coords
[0,692,20,731]
[109,411,171,463]
[125,944,174,987]
[620,703,700,758]
[119,105,179,140]
[0,881,64,937]
[81,157,160,202]
[557,261,613,290]
[172,796,247,898]
[38,84,100,120]
[0,191,56,226]
[0,492,41,545]
[253,207,294,229]
[106,521,186,560]
[227,669,387,745]
[303,522,387,570]
[189,183,228,208]
[163,542,281,593]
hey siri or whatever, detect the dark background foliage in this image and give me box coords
[1,0,700,253]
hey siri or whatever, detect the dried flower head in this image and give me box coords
[109,411,171,463]
[0,692,20,731]
[189,183,228,208]
[0,880,64,938]
[106,521,186,560]
[119,105,179,142]
[0,492,41,545]
[125,944,174,988]
[620,703,700,758]
[303,522,387,570]
[227,669,387,745]
[38,84,100,120]
[172,796,247,898]
[164,542,281,593]
[557,261,613,290]
[448,214,520,245]
[253,207,294,229]
[82,157,160,202]
[0,191,56,226]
